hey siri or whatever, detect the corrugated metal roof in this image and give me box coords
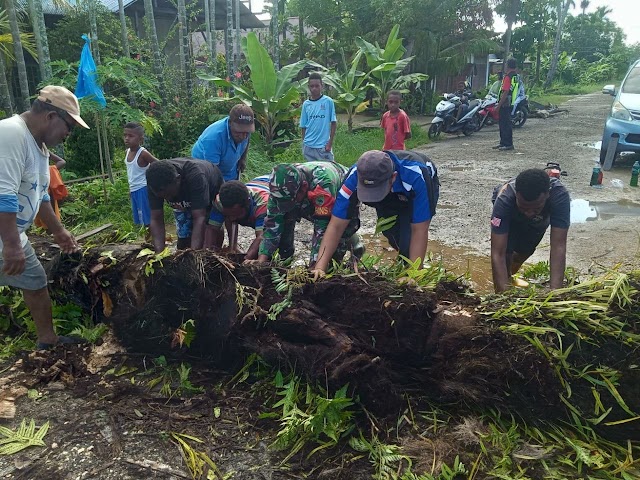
[42,0,265,28]
[42,0,137,15]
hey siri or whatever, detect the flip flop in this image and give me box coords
[511,276,530,288]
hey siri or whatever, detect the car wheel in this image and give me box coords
[600,144,616,167]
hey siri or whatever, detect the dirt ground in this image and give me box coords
[417,92,640,275]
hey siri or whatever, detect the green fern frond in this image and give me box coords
[0,419,49,455]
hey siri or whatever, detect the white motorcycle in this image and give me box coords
[428,93,481,139]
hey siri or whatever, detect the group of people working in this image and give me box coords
[0,71,569,350]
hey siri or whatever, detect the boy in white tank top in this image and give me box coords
[124,122,158,231]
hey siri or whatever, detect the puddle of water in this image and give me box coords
[570,199,640,223]
[576,141,602,150]
[362,234,494,293]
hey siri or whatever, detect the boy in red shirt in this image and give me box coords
[380,90,412,150]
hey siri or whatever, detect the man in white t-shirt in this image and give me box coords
[0,85,89,349]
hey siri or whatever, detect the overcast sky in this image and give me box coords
[493,0,640,45]
[252,0,640,45]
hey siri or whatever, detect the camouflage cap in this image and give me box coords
[269,164,303,212]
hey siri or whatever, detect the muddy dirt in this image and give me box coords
[0,340,370,480]
[416,93,640,275]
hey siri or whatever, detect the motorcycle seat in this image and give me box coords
[468,99,480,109]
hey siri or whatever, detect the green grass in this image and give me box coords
[530,82,615,107]
[272,123,430,171]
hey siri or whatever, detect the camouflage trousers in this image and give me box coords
[277,213,362,266]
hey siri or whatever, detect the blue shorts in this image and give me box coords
[130,187,151,225]
[173,210,193,239]
[303,145,334,162]
[0,241,48,291]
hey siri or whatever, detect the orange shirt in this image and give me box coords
[381,109,411,150]
[34,165,68,228]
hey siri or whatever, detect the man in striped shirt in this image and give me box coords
[204,176,270,260]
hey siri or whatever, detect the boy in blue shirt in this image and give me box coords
[300,72,337,162]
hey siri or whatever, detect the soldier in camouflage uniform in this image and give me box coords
[248,161,362,265]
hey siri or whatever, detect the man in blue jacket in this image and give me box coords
[311,149,439,277]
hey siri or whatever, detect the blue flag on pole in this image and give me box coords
[75,34,106,107]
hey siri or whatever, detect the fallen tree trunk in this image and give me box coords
[40,243,640,440]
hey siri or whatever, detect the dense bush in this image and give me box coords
[148,81,239,159]
[62,126,122,177]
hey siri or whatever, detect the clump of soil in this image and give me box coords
[44,245,566,420]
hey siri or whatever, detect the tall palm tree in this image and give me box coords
[177,0,191,97]
[580,0,589,15]
[204,0,216,72]
[28,0,52,81]
[1,7,37,107]
[0,52,12,115]
[5,0,29,111]
[271,0,279,69]
[544,0,574,89]
[117,0,131,59]
[143,0,165,100]
[498,0,522,71]
[298,15,303,60]
[234,0,240,68]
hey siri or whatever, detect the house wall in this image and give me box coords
[433,55,490,95]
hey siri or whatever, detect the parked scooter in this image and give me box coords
[476,80,529,131]
[428,93,481,139]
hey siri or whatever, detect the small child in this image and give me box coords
[380,90,412,151]
[123,122,158,228]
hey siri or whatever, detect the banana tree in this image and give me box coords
[322,51,373,133]
[197,31,311,145]
[355,24,428,110]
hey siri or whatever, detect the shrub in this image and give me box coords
[148,83,239,159]
[48,3,146,63]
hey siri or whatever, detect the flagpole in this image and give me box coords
[75,34,108,194]
[101,114,113,183]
